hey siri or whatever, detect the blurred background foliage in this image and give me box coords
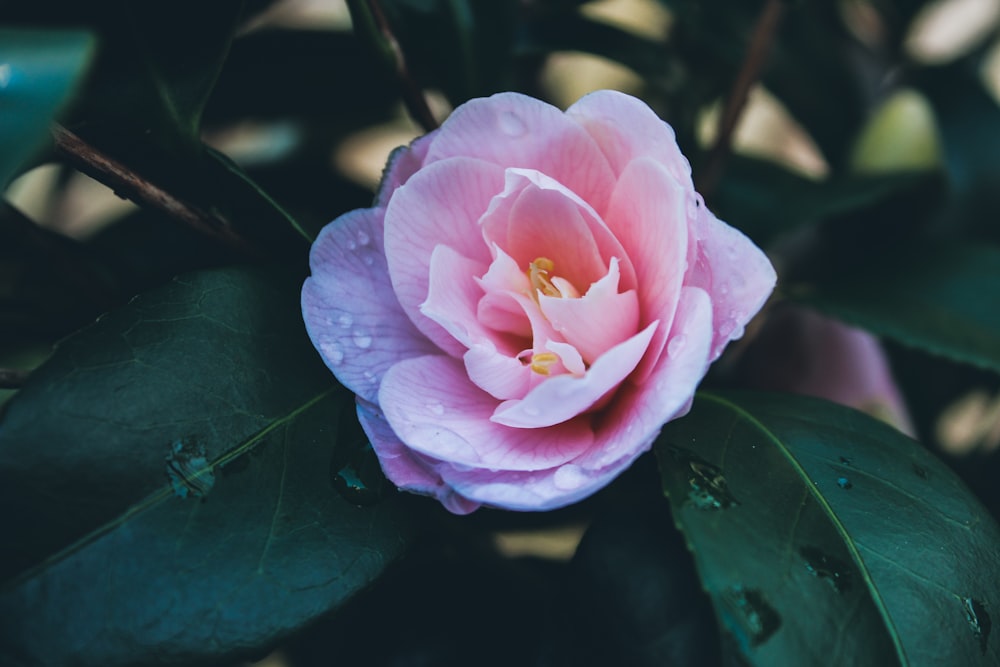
[3,0,1000,665]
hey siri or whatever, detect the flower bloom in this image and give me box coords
[302,91,775,513]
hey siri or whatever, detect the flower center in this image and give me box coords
[528,351,559,375]
[528,257,560,297]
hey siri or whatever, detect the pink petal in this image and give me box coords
[538,257,640,365]
[577,286,713,470]
[302,208,438,403]
[384,157,505,356]
[424,92,617,214]
[420,244,492,349]
[480,169,636,293]
[491,321,658,428]
[546,340,586,376]
[375,131,438,207]
[464,341,532,400]
[357,399,479,514]
[603,156,689,383]
[686,205,777,360]
[566,89,693,189]
[379,355,595,471]
[475,246,532,338]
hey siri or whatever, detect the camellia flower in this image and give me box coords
[302,90,775,513]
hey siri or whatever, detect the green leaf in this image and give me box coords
[0,267,414,666]
[792,242,1000,373]
[656,391,1000,666]
[0,29,94,187]
[712,156,936,246]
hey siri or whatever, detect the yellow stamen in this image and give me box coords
[528,257,561,298]
[529,352,559,375]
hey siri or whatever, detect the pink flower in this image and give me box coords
[302,91,775,513]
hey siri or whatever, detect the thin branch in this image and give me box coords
[366,0,440,133]
[50,124,259,256]
[0,368,30,390]
[699,0,787,198]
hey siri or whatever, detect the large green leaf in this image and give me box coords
[0,267,414,666]
[656,391,1000,666]
[0,29,94,187]
[793,242,1000,373]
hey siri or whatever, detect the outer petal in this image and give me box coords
[379,355,595,471]
[302,208,438,403]
[424,92,617,214]
[375,131,437,207]
[603,156,689,383]
[491,321,658,429]
[384,157,505,356]
[357,399,480,514]
[685,204,777,361]
[566,89,693,189]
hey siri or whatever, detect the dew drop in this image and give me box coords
[666,445,739,510]
[346,239,357,250]
[427,401,445,416]
[667,334,688,357]
[553,464,588,490]
[0,64,11,89]
[839,456,853,466]
[323,345,344,365]
[362,253,375,266]
[721,585,781,648]
[837,476,852,490]
[964,597,991,654]
[353,331,373,349]
[498,110,527,137]
[338,313,353,328]
[800,546,852,593]
[357,230,371,246]
[913,463,929,479]
[165,438,215,499]
[330,444,389,506]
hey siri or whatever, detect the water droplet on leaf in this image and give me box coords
[498,110,527,137]
[964,597,991,654]
[165,438,215,499]
[837,476,852,489]
[800,546,852,593]
[667,445,739,510]
[913,463,929,479]
[722,585,781,648]
[330,439,389,506]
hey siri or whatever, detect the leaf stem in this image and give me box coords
[50,124,260,256]
[349,0,440,133]
[698,0,787,198]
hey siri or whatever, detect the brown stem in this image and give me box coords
[367,0,440,133]
[0,368,30,389]
[699,0,787,198]
[50,125,259,256]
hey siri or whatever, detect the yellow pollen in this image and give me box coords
[528,257,562,298]
[529,352,559,375]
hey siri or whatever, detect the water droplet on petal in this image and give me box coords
[721,585,781,648]
[338,314,353,328]
[353,331,373,349]
[427,401,445,416]
[800,546,852,593]
[357,230,371,246]
[363,254,375,266]
[553,463,589,490]
[667,334,688,357]
[346,239,357,250]
[498,110,527,137]
[964,597,991,654]
[837,476,852,490]
[322,344,344,365]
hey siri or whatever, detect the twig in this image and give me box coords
[699,0,787,198]
[362,0,439,133]
[0,368,30,389]
[50,124,259,256]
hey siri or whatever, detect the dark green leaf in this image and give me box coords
[792,242,1000,373]
[656,391,1000,666]
[0,29,94,187]
[0,267,414,666]
[712,156,936,245]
